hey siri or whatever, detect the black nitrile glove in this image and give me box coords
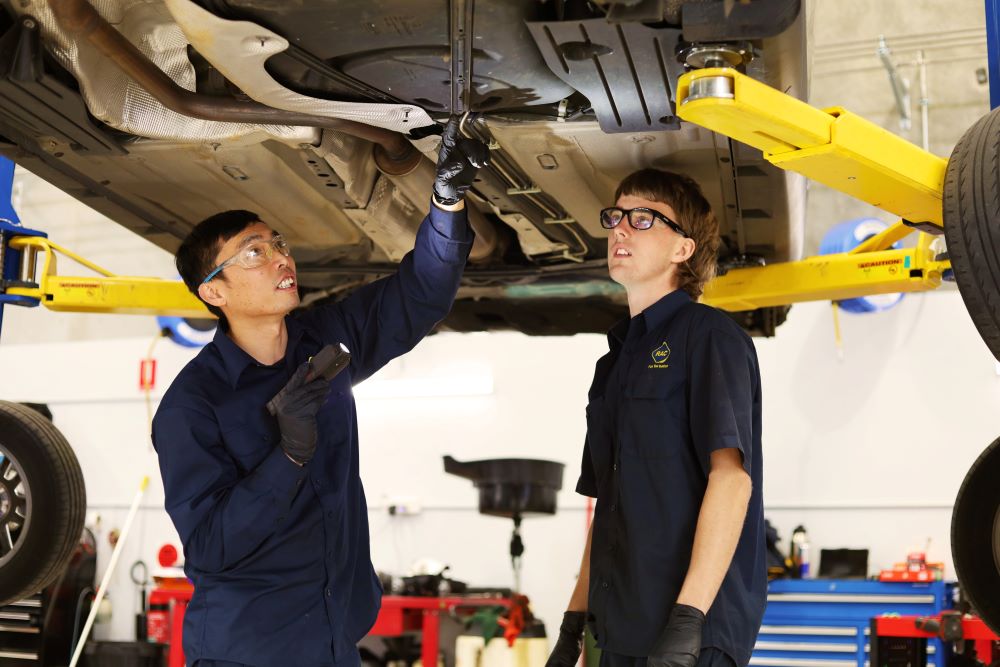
[648,604,706,667]
[432,115,490,206]
[545,611,587,667]
[266,361,331,465]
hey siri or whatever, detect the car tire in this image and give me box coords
[0,401,86,605]
[943,106,1000,361]
[950,435,1000,635]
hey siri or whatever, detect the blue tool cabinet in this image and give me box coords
[751,580,955,667]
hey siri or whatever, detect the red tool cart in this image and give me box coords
[146,584,194,667]
[871,613,999,667]
[147,590,512,667]
[369,595,514,667]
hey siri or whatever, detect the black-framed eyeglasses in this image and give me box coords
[600,207,689,238]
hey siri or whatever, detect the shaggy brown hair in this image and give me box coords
[614,168,720,299]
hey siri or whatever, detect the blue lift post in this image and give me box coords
[988,0,1000,109]
[0,156,46,341]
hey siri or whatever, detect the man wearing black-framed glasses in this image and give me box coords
[152,117,488,667]
[547,169,766,667]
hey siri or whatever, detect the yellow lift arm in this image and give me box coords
[676,67,952,311]
[677,67,947,228]
[5,234,211,318]
[702,221,950,311]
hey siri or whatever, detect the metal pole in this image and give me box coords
[0,158,19,225]
[0,228,5,341]
[69,476,150,667]
[986,0,1000,109]
[0,153,17,344]
[877,35,912,131]
[917,50,930,151]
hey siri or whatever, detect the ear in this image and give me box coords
[198,281,227,309]
[672,237,697,264]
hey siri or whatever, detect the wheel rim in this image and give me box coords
[0,447,31,567]
[994,502,1000,576]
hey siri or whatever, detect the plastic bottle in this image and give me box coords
[799,539,812,579]
[790,525,811,579]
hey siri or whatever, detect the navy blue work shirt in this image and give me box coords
[152,204,472,667]
[577,289,766,666]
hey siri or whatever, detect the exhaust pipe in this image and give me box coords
[49,0,421,174]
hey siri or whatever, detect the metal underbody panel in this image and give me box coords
[487,119,801,262]
[525,18,686,134]
[163,0,436,135]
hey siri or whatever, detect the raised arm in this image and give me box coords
[311,117,489,381]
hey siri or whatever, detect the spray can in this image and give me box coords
[146,597,170,643]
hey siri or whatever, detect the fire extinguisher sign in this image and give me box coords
[139,359,157,390]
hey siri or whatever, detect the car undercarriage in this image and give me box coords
[0,0,806,334]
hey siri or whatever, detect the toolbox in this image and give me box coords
[752,579,954,667]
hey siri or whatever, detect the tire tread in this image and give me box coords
[0,401,86,604]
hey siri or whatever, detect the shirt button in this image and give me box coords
[326,588,331,597]
[327,511,334,519]
[613,464,618,471]
[610,504,617,512]
[602,582,609,589]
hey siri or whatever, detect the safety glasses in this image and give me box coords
[201,234,291,284]
[600,207,689,238]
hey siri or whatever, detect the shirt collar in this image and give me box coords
[212,316,307,389]
[606,289,692,352]
[642,289,692,331]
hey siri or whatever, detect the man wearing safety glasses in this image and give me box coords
[547,169,765,667]
[151,117,488,667]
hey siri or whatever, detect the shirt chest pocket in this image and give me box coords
[620,371,686,459]
[220,410,280,473]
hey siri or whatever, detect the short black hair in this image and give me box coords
[175,210,261,320]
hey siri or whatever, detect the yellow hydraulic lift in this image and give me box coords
[1,232,209,318]
[702,220,949,311]
[0,66,953,321]
[677,67,952,311]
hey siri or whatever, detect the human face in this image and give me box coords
[607,194,694,295]
[198,222,299,320]
[201,234,290,284]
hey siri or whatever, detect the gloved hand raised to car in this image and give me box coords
[432,115,491,207]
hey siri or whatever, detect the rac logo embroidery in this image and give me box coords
[649,341,671,369]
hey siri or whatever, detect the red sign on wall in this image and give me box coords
[139,359,157,390]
